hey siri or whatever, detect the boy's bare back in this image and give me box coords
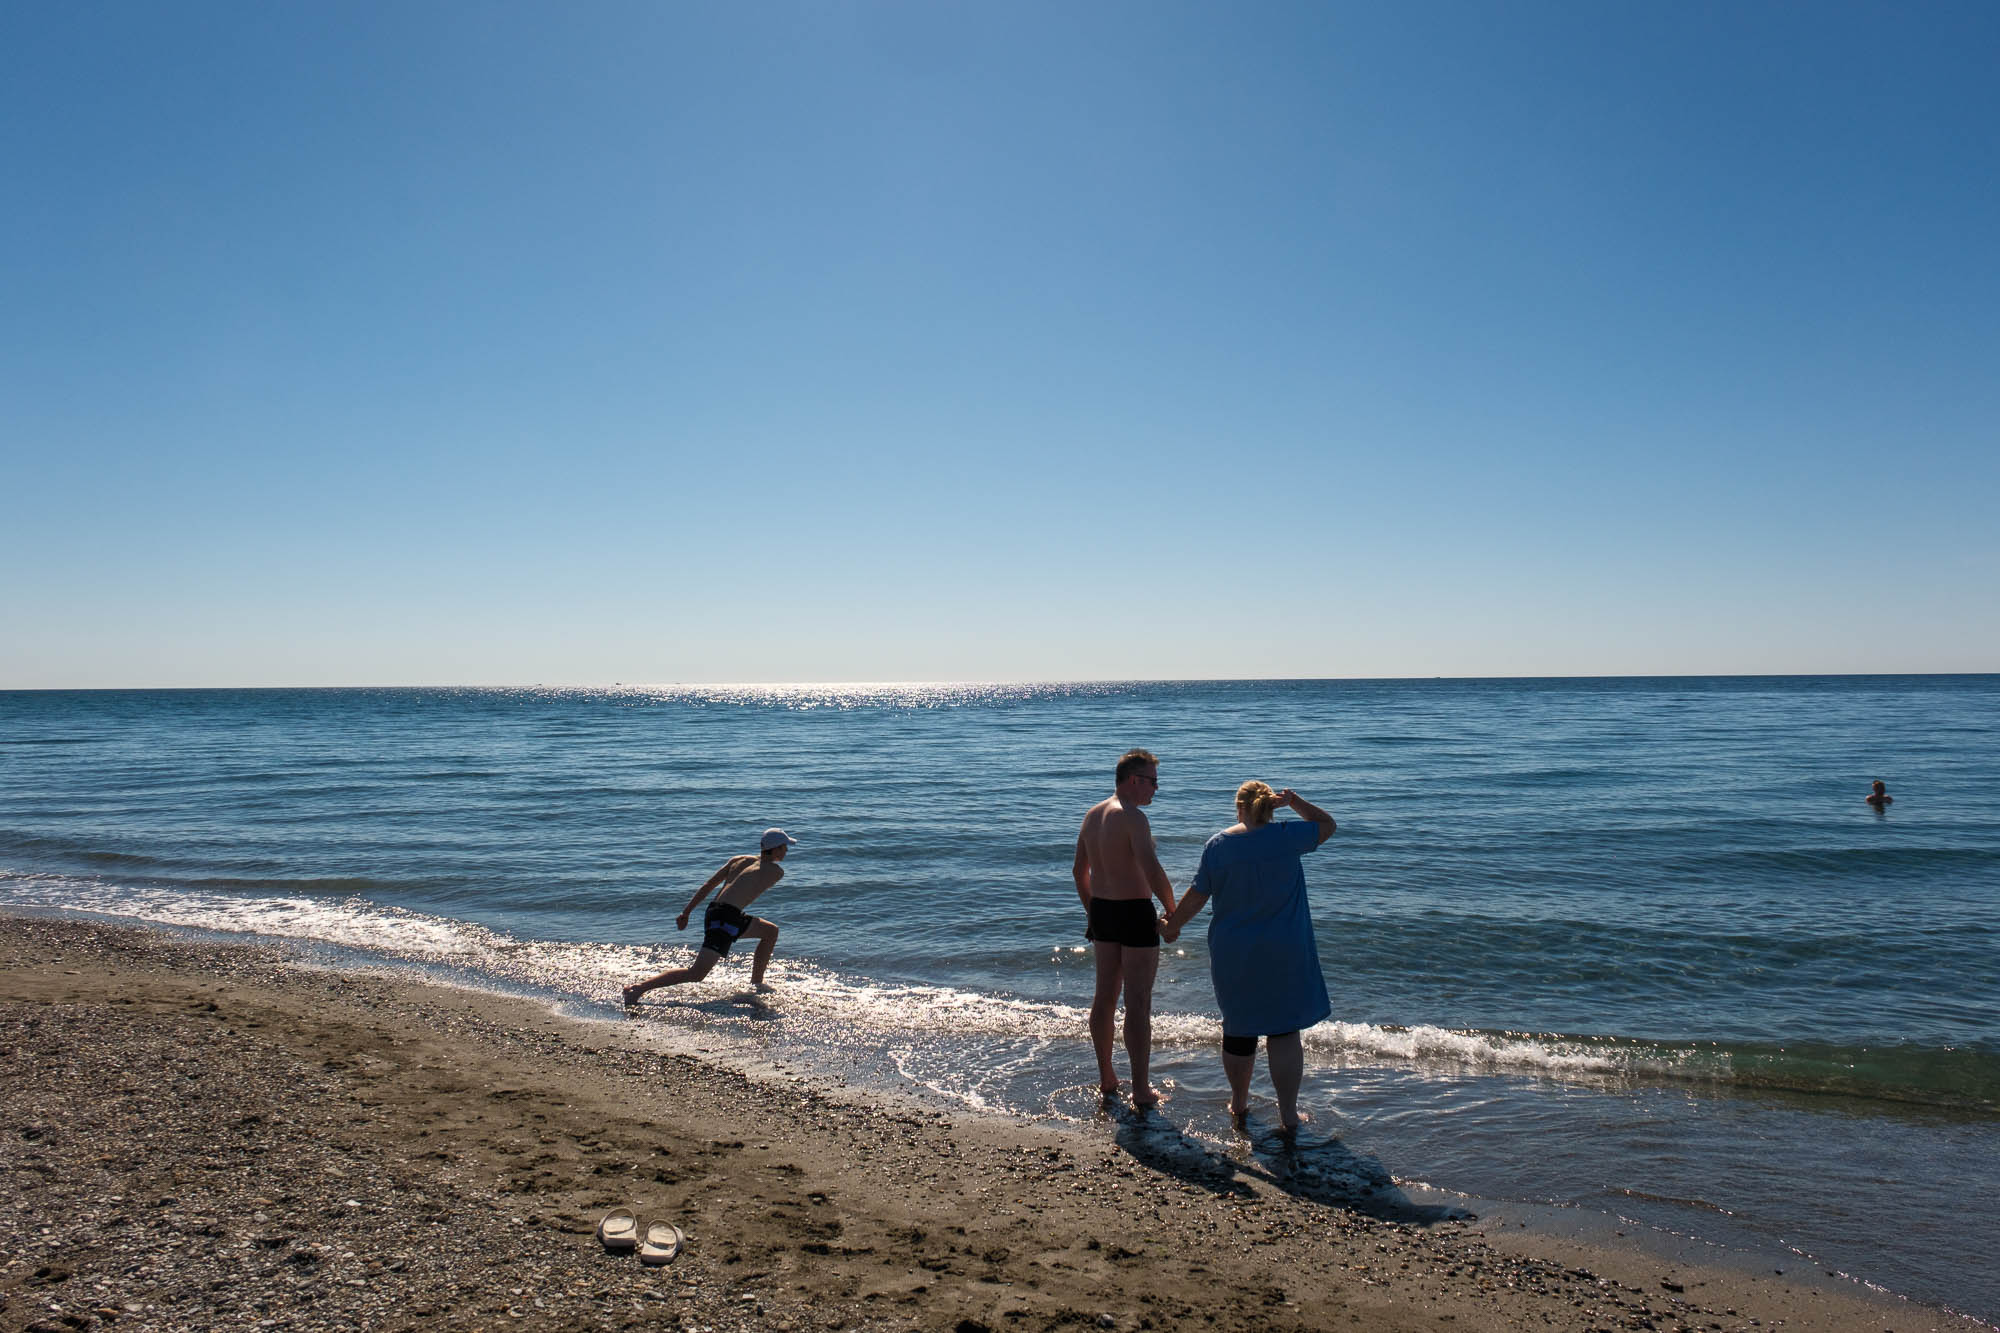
[714,855,784,911]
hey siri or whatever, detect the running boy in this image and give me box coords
[622,827,799,1004]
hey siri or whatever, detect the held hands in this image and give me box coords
[1160,919,1181,944]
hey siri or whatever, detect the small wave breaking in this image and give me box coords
[3,871,1993,1114]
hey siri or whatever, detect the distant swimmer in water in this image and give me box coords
[1865,780,1893,810]
[622,828,799,1005]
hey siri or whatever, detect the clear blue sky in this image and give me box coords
[5,2,1995,686]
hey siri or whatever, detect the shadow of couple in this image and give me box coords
[1104,1099,1467,1224]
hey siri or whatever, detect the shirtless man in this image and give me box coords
[1073,748,1178,1107]
[1865,779,1893,809]
[622,828,799,1005]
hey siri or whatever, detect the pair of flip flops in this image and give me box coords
[595,1208,683,1266]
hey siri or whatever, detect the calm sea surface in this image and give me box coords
[3,679,1997,1319]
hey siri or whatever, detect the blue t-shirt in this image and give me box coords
[1190,818,1331,1038]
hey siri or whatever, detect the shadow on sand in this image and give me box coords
[625,990,780,1022]
[1105,1099,1466,1224]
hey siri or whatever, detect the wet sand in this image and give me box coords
[1,915,1976,1333]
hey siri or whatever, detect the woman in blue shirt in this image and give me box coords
[1162,781,1335,1132]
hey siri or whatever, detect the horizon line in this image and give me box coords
[4,670,1996,693]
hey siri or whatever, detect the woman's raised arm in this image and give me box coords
[1277,790,1336,846]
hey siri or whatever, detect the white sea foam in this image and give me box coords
[1,872,1713,1094]
[1306,1020,1631,1077]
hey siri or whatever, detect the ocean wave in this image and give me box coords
[1669,846,2000,876]
[75,849,158,868]
[0,833,160,867]
[182,875,448,897]
[0,869,450,907]
[1297,1023,1999,1111]
[3,875,1993,1115]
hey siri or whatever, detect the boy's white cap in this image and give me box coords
[760,827,799,851]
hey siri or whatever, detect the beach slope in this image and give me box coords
[1,917,1969,1333]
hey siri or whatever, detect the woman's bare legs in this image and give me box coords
[1268,1031,1307,1131]
[1222,1046,1256,1119]
[1221,1034,1307,1129]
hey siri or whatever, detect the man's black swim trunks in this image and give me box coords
[701,901,761,955]
[1084,897,1160,949]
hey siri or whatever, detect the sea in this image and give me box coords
[3,678,1996,1321]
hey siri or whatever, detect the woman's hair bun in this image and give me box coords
[1236,780,1278,826]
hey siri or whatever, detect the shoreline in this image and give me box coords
[2,914,1981,1333]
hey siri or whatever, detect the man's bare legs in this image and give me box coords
[623,948,721,1006]
[1090,943,1125,1095]
[741,919,780,988]
[1119,944,1162,1107]
[1090,940,1164,1106]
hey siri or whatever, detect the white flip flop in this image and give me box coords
[596,1207,638,1253]
[637,1220,683,1266]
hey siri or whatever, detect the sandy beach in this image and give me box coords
[1,915,1976,1333]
